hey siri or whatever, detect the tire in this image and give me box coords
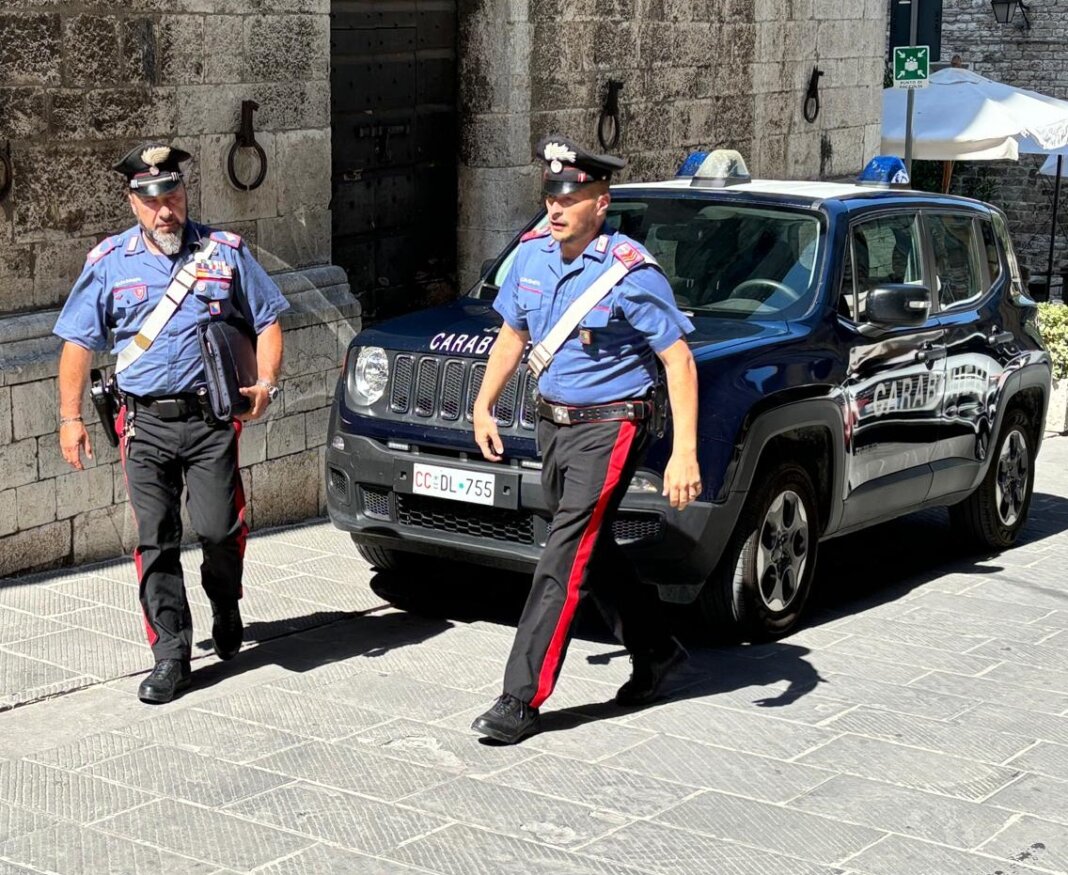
[949,408,1035,550]
[353,540,413,571]
[700,463,819,641]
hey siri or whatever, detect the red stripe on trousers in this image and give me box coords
[529,420,637,708]
[117,405,158,647]
[232,419,248,594]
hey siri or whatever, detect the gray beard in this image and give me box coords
[146,226,184,256]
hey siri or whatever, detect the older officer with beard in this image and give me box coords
[53,142,289,703]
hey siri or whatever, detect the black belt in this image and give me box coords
[537,398,653,426]
[126,393,205,421]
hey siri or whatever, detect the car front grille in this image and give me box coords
[396,493,536,544]
[390,353,536,430]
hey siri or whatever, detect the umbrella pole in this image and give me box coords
[941,160,954,194]
[1048,155,1063,302]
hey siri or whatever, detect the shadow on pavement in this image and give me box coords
[188,608,453,693]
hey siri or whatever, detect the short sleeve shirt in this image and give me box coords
[493,227,693,406]
[53,222,289,397]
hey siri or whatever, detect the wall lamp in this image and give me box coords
[990,0,1031,30]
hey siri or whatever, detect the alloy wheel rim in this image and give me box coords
[755,489,809,612]
[995,429,1029,528]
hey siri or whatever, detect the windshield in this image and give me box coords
[484,195,825,319]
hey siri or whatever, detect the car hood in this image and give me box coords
[350,298,792,358]
[353,298,504,357]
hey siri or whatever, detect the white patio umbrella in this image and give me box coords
[882,68,1068,161]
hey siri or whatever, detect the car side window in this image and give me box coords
[838,237,857,319]
[980,220,1002,285]
[991,211,1024,297]
[847,213,924,323]
[928,213,983,308]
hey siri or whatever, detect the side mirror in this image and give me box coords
[865,284,931,327]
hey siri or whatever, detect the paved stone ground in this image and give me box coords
[1,439,1067,874]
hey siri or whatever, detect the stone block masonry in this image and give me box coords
[0,0,355,577]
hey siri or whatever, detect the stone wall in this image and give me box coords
[456,0,888,288]
[0,1,359,576]
[935,0,1068,291]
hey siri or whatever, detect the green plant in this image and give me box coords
[1037,302,1068,379]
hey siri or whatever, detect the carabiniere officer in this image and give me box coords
[53,142,289,704]
[470,135,703,744]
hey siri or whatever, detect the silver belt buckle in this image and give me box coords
[552,404,571,425]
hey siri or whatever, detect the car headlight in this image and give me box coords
[348,346,389,406]
[628,473,660,494]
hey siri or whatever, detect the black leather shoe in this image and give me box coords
[137,659,192,704]
[615,639,688,706]
[471,694,541,744]
[211,602,243,661]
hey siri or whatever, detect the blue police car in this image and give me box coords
[325,152,1051,639]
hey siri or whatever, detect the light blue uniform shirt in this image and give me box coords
[53,222,289,397]
[494,227,693,406]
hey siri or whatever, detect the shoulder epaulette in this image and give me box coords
[86,236,119,266]
[612,241,646,270]
[210,230,243,249]
[520,226,552,243]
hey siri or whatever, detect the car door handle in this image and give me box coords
[914,346,947,363]
[989,329,1013,345]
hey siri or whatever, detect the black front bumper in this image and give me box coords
[325,427,741,597]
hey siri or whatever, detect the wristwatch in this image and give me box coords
[256,379,281,404]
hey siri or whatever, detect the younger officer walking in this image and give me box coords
[471,136,702,744]
[54,143,289,703]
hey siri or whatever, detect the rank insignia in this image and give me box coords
[579,328,593,345]
[595,235,609,253]
[612,242,645,269]
[208,301,222,316]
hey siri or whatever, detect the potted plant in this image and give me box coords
[1037,302,1068,433]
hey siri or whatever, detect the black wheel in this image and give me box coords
[949,408,1035,549]
[353,539,413,571]
[700,463,819,641]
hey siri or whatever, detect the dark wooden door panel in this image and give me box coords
[331,0,457,320]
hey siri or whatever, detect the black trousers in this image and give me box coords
[117,404,247,662]
[503,416,671,708]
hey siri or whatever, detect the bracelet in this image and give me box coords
[59,415,83,426]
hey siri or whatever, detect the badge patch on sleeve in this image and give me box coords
[612,242,645,269]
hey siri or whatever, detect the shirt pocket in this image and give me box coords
[194,277,234,318]
[516,286,544,312]
[579,305,612,329]
[110,283,149,318]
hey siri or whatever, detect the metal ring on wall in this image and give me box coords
[227,140,267,191]
[0,143,12,203]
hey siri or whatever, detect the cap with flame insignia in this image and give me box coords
[113,142,192,197]
[534,134,626,197]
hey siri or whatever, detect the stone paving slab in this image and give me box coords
[981,815,1068,873]
[791,773,1015,850]
[386,822,655,875]
[655,789,885,866]
[0,822,217,875]
[95,798,314,871]
[223,781,449,856]
[795,734,1022,801]
[86,743,291,807]
[845,833,1048,875]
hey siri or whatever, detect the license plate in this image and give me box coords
[411,463,496,506]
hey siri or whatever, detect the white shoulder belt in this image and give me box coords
[527,249,659,379]
[115,239,219,374]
